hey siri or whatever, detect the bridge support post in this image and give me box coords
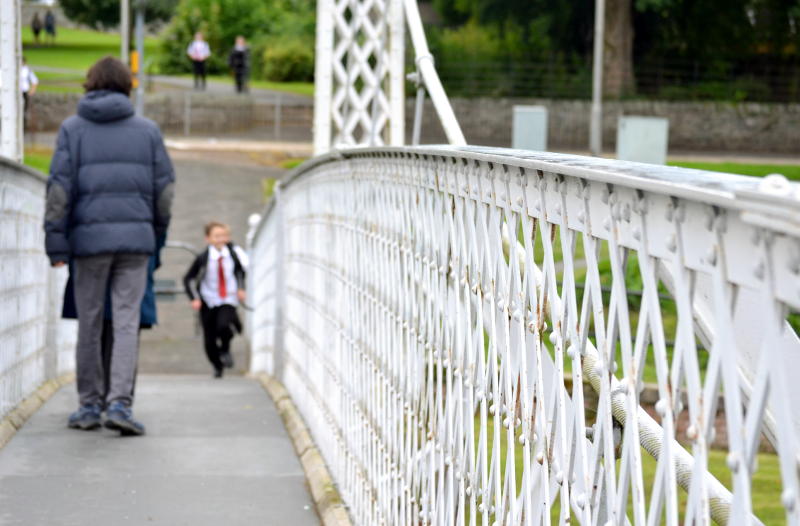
[313,0,334,155]
[271,184,286,382]
[0,0,22,162]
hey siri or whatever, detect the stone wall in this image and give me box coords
[27,92,314,139]
[28,93,799,154]
[408,98,800,154]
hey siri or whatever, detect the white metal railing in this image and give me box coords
[249,146,800,525]
[0,157,75,420]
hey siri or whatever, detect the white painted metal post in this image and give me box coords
[120,0,130,65]
[402,0,466,146]
[590,0,605,156]
[0,0,22,162]
[388,0,405,146]
[313,0,335,154]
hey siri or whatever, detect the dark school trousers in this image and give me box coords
[192,60,207,90]
[200,303,239,371]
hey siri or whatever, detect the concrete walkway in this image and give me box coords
[0,376,318,526]
[0,154,319,525]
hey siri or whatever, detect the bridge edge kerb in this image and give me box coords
[0,372,75,451]
[255,373,353,526]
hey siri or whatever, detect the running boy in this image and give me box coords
[183,222,248,377]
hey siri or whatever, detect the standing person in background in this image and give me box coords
[20,57,39,132]
[187,32,211,91]
[228,36,250,94]
[31,13,43,46]
[44,57,175,437]
[44,9,56,46]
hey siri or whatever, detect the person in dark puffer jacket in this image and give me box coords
[44,56,175,436]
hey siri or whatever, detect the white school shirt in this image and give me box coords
[187,40,211,61]
[199,245,249,308]
[20,65,38,93]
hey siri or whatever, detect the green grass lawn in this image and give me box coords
[23,148,52,173]
[477,415,784,524]
[669,161,800,181]
[171,74,314,97]
[22,27,159,73]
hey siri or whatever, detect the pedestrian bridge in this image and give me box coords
[3,1,800,525]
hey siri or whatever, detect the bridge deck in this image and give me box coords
[0,375,318,525]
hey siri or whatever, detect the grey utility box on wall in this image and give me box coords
[512,105,548,152]
[616,116,670,165]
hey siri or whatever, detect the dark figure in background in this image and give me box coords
[44,10,56,46]
[44,57,175,437]
[183,222,248,378]
[61,236,165,407]
[187,32,210,90]
[31,13,42,46]
[228,36,250,94]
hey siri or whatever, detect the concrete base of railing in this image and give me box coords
[0,373,75,450]
[255,373,352,526]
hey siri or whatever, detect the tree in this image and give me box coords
[604,0,635,97]
[59,0,179,30]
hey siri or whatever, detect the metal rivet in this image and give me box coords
[655,399,668,416]
[686,424,698,441]
[782,489,796,510]
[754,261,765,280]
[726,452,740,472]
[705,246,718,266]
[667,234,677,252]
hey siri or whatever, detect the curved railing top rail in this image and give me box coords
[0,154,47,183]
[262,145,800,241]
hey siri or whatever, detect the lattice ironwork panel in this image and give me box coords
[314,0,404,153]
[250,148,800,525]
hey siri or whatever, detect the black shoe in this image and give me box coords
[104,401,146,436]
[220,351,234,369]
[67,404,102,430]
[214,368,224,378]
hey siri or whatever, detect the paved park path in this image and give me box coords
[0,155,319,525]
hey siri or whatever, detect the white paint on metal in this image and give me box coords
[0,159,76,420]
[0,0,22,162]
[590,0,605,156]
[402,0,465,146]
[249,145,800,525]
[313,0,335,155]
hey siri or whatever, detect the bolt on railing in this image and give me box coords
[248,146,800,526]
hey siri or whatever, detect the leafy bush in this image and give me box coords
[159,0,315,77]
[160,0,273,74]
[261,38,314,82]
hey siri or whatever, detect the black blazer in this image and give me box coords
[183,242,246,302]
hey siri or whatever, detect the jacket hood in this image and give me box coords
[77,90,135,123]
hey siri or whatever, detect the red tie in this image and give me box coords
[217,256,227,299]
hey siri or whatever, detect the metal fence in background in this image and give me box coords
[0,158,75,421]
[248,146,800,525]
[147,91,314,143]
[436,59,800,102]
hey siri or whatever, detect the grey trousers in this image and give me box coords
[74,254,149,407]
